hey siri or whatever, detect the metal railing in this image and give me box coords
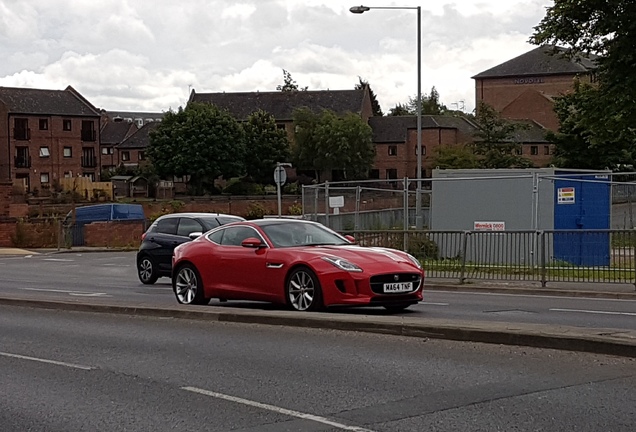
[343,229,636,288]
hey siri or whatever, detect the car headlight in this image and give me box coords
[321,256,363,272]
[406,253,422,269]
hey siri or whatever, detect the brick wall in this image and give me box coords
[0,220,16,247]
[84,220,145,248]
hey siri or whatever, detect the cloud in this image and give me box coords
[0,0,553,114]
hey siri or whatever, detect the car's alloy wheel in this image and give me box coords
[173,264,210,305]
[287,267,322,311]
[137,256,158,285]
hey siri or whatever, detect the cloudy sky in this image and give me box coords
[0,0,553,114]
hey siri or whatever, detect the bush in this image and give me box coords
[222,181,265,195]
[245,203,271,220]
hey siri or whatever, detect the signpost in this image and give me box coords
[274,163,291,217]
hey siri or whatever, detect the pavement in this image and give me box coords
[1,246,635,358]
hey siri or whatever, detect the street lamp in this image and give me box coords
[350,4,423,229]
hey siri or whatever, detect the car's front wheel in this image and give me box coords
[173,264,210,305]
[137,255,158,285]
[286,267,323,311]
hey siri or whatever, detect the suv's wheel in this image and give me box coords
[137,255,159,285]
[173,264,210,305]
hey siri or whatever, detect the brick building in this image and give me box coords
[370,115,479,179]
[473,45,597,131]
[0,86,102,192]
[116,121,158,169]
[100,120,138,172]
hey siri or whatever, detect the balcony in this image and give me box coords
[81,129,96,142]
[13,128,31,140]
[14,156,32,168]
[81,155,97,168]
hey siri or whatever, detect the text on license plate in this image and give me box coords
[383,282,413,293]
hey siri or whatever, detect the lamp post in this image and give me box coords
[350,4,423,229]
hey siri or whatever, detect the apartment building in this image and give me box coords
[0,86,101,192]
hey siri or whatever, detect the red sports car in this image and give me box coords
[171,219,424,312]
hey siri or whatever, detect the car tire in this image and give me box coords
[172,264,211,305]
[383,303,412,313]
[137,255,159,285]
[286,266,323,312]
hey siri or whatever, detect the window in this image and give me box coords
[368,169,380,179]
[121,151,130,161]
[220,226,258,246]
[276,124,286,130]
[386,168,398,180]
[156,218,179,235]
[414,146,426,156]
[40,173,50,184]
[207,230,224,244]
[138,151,145,161]
[63,147,72,158]
[39,147,50,157]
[177,218,204,237]
[530,146,538,155]
[13,118,29,140]
[63,119,72,131]
[544,146,550,155]
[39,119,48,130]
[102,147,114,155]
[83,173,95,181]
[81,120,96,141]
[388,146,397,156]
[515,148,522,155]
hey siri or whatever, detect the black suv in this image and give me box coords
[136,212,244,284]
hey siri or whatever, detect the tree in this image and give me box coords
[430,145,480,170]
[355,78,383,116]
[147,102,245,195]
[292,108,374,181]
[531,0,636,169]
[472,102,533,169]
[387,86,447,116]
[276,69,308,92]
[242,110,291,184]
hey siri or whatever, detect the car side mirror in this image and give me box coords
[188,232,203,240]
[344,234,356,243]
[241,237,265,248]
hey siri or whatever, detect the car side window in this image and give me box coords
[155,218,178,235]
[207,229,224,244]
[177,218,204,237]
[220,226,259,246]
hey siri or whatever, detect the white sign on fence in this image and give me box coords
[473,221,506,231]
[557,187,575,204]
[329,196,345,208]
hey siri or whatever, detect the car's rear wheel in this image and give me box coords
[383,303,412,313]
[173,264,210,305]
[137,255,158,285]
[286,267,323,311]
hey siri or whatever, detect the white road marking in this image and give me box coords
[550,308,636,317]
[0,351,93,370]
[429,290,636,303]
[19,288,111,297]
[420,302,449,306]
[43,258,74,262]
[182,386,377,432]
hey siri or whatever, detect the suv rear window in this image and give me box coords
[156,217,178,235]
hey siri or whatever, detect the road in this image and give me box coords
[1,305,634,431]
[0,251,635,331]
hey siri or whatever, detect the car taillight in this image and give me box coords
[141,232,147,241]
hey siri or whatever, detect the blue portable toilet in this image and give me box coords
[552,171,611,266]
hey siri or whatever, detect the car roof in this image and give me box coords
[240,218,316,227]
[157,212,245,220]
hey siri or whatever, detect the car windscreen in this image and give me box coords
[262,222,349,248]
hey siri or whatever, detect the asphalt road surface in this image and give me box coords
[0,251,634,331]
[1,305,634,431]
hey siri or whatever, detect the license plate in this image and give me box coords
[383,282,413,293]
